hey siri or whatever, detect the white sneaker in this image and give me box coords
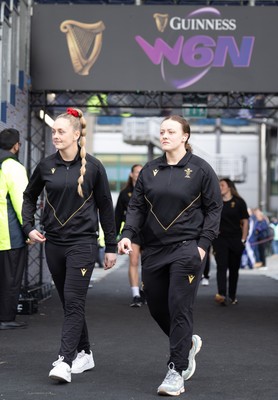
[157,363,185,396]
[201,278,209,286]
[71,350,95,374]
[49,356,71,383]
[182,335,202,381]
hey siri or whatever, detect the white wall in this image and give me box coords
[190,133,259,208]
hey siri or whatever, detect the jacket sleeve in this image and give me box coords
[121,172,147,241]
[22,163,45,236]
[198,164,223,251]
[3,159,28,225]
[114,191,125,236]
[93,163,117,253]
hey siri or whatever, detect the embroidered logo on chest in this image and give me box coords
[184,168,192,178]
[153,169,159,177]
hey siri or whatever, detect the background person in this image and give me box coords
[201,246,211,286]
[115,164,144,307]
[269,217,278,254]
[0,129,29,330]
[240,208,256,269]
[213,178,249,306]
[22,108,117,383]
[118,115,222,397]
[253,208,269,268]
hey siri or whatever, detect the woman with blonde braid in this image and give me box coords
[22,108,117,383]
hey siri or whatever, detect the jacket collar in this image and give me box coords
[158,151,192,168]
[0,149,18,166]
[55,149,81,166]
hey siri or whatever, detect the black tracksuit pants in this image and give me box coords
[141,240,204,373]
[0,246,27,322]
[213,236,245,301]
[45,241,97,366]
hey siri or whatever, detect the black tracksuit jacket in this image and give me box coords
[114,184,134,236]
[122,151,223,251]
[22,151,117,252]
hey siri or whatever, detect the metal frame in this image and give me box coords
[26,89,278,296]
[30,91,278,117]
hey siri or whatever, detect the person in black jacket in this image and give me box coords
[212,178,249,306]
[22,108,117,383]
[118,115,222,397]
[115,164,143,307]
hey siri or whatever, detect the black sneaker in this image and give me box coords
[139,289,147,305]
[130,296,142,308]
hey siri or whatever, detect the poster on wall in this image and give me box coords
[31,4,277,92]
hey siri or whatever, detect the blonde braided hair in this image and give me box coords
[56,108,87,197]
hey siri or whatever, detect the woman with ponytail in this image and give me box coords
[22,108,117,383]
[212,178,249,305]
[118,115,222,396]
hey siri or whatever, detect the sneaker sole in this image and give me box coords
[49,373,71,383]
[71,364,95,374]
[184,359,196,381]
[183,336,202,381]
[194,336,202,356]
[157,387,185,396]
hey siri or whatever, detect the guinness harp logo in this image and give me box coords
[60,19,105,76]
[153,13,169,33]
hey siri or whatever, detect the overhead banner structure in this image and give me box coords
[31,4,277,92]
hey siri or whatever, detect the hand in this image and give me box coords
[103,253,117,270]
[198,247,206,261]
[118,238,132,255]
[28,229,46,243]
[26,238,35,245]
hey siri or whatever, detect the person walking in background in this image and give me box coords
[22,108,117,383]
[213,178,249,306]
[269,216,278,254]
[118,115,222,396]
[241,208,256,269]
[115,164,144,307]
[201,246,211,286]
[253,208,269,269]
[0,129,29,330]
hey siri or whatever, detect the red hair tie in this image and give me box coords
[67,108,79,118]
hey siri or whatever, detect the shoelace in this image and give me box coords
[52,355,64,366]
[163,363,180,383]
